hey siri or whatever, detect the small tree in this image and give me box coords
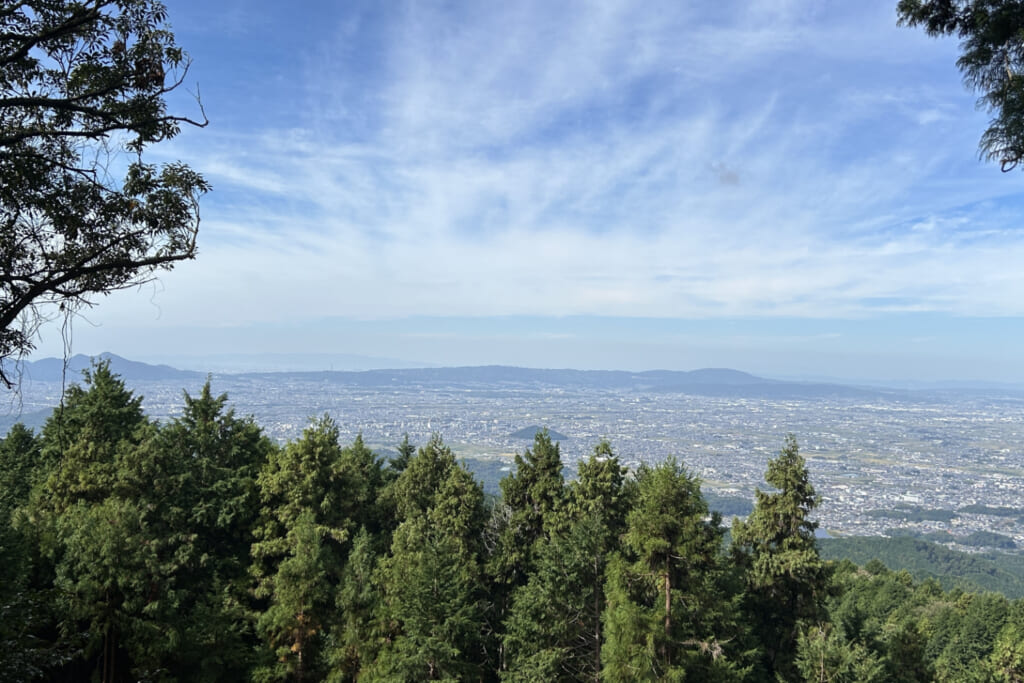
[0,0,208,385]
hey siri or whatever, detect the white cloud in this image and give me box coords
[52,0,1024,342]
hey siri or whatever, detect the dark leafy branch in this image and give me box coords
[899,0,1024,170]
[0,0,208,387]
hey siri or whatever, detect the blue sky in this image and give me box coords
[31,0,1024,380]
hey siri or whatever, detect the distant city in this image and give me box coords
[5,353,1024,552]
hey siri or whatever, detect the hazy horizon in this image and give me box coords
[23,340,1024,388]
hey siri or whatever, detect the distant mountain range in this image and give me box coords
[151,352,434,373]
[241,366,895,400]
[16,353,1024,402]
[17,353,204,383]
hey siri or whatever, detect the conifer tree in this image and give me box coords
[602,458,743,681]
[251,416,353,682]
[0,423,39,516]
[326,527,385,682]
[986,601,1024,683]
[335,434,385,535]
[0,423,61,681]
[149,381,275,680]
[794,624,884,683]
[390,433,416,475]
[371,460,489,681]
[25,362,172,682]
[503,514,608,682]
[37,360,150,509]
[500,428,566,547]
[0,423,40,609]
[731,434,830,681]
[386,433,457,522]
[568,440,631,546]
[489,429,567,671]
[502,441,632,682]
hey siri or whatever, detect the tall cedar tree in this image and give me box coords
[251,416,353,682]
[0,423,40,603]
[150,381,275,680]
[26,361,205,682]
[489,429,566,672]
[325,527,385,682]
[370,442,490,681]
[502,441,631,681]
[0,424,63,680]
[390,433,416,475]
[731,434,831,682]
[602,457,744,681]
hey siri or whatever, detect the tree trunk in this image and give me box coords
[594,552,602,682]
[663,558,672,667]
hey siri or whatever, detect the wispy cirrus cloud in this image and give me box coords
[52,0,1024,374]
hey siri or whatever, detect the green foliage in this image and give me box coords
[959,504,1022,517]
[865,506,958,522]
[371,461,489,681]
[325,527,384,682]
[253,510,333,682]
[0,420,73,680]
[8,384,1024,683]
[897,0,1024,170]
[501,442,631,682]
[0,423,39,516]
[986,615,1024,682]
[933,592,1009,682]
[602,457,745,681]
[386,433,458,522]
[0,0,209,381]
[962,529,1018,549]
[504,513,610,682]
[22,361,178,681]
[389,433,416,475]
[486,429,568,673]
[491,428,567,589]
[567,440,631,541]
[732,434,830,681]
[820,535,1024,598]
[36,360,151,510]
[149,380,274,680]
[500,428,567,543]
[795,623,885,683]
[252,416,353,681]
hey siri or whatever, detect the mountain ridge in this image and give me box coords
[21,353,1024,401]
[14,354,900,400]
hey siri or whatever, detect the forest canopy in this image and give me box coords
[2,363,1023,682]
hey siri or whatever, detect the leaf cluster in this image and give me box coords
[0,0,209,385]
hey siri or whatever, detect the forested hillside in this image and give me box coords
[2,364,1023,681]
[820,536,1024,599]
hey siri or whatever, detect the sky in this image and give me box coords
[28,0,1024,381]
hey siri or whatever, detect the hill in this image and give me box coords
[509,425,569,440]
[819,536,1024,598]
[242,365,893,400]
[19,353,203,383]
